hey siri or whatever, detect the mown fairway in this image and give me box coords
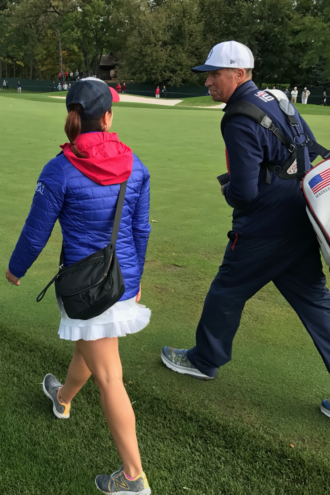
[1,93,330,494]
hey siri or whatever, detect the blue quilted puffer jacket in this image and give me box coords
[9,151,151,301]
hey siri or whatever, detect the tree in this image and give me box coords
[118,0,206,86]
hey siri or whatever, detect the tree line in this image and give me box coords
[0,0,329,87]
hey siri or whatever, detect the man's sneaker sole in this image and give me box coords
[160,350,213,381]
[42,374,70,419]
[320,402,330,418]
[95,479,151,495]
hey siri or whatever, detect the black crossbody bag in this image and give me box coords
[36,181,127,320]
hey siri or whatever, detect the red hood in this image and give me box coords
[60,132,133,185]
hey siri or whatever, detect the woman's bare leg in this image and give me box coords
[76,337,143,478]
[59,343,92,404]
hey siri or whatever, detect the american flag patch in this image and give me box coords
[309,169,330,194]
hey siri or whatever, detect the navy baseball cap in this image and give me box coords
[66,77,120,119]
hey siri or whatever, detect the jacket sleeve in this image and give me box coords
[8,160,66,278]
[223,120,262,210]
[132,165,151,280]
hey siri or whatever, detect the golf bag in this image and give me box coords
[221,89,330,266]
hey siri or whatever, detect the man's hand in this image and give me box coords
[5,268,20,286]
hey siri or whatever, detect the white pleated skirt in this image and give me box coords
[57,296,151,341]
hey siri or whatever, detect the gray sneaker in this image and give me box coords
[42,373,70,419]
[161,346,214,380]
[320,399,330,418]
[95,465,151,494]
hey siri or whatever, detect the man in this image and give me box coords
[284,87,291,100]
[2,79,6,90]
[301,87,310,104]
[70,71,73,81]
[161,85,167,98]
[17,81,22,93]
[75,69,79,81]
[161,40,330,418]
[322,92,327,106]
[122,82,127,93]
[291,86,298,103]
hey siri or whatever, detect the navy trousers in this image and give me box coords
[187,232,330,377]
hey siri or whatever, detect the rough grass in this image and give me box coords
[1,94,330,494]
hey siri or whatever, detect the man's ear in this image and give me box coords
[235,68,245,81]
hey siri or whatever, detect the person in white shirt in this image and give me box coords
[301,87,310,104]
[70,71,73,81]
[62,82,68,91]
[291,86,298,103]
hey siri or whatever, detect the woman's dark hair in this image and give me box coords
[64,103,112,158]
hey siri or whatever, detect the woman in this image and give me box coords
[6,78,151,495]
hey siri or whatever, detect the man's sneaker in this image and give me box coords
[95,465,151,494]
[42,374,70,419]
[161,346,214,380]
[320,399,330,418]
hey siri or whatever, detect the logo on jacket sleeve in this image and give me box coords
[254,91,274,103]
[36,182,44,195]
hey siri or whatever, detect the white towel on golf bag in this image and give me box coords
[302,158,330,266]
[57,295,151,341]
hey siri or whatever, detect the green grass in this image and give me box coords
[176,95,223,107]
[1,94,330,494]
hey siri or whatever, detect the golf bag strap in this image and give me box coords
[307,140,330,160]
[221,101,295,153]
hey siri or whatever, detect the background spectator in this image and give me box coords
[291,86,298,103]
[284,87,291,100]
[322,91,327,106]
[57,82,62,91]
[58,72,63,82]
[70,71,73,81]
[161,85,167,98]
[155,86,160,98]
[2,79,6,90]
[122,82,127,93]
[17,81,22,93]
[65,71,69,81]
[63,82,68,91]
[116,82,122,93]
[301,87,310,104]
[75,69,79,81]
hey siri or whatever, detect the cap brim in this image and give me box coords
[109,86,120,103]
[191,64,224,73]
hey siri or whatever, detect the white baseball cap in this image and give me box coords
[191,40,254,72]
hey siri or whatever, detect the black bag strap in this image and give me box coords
[38,180,127,302]
[307,140,330,160]
[59,180,127,267]
[110,180,127,246]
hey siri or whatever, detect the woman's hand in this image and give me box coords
[135,284,141,302]
[5,269,20,286]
